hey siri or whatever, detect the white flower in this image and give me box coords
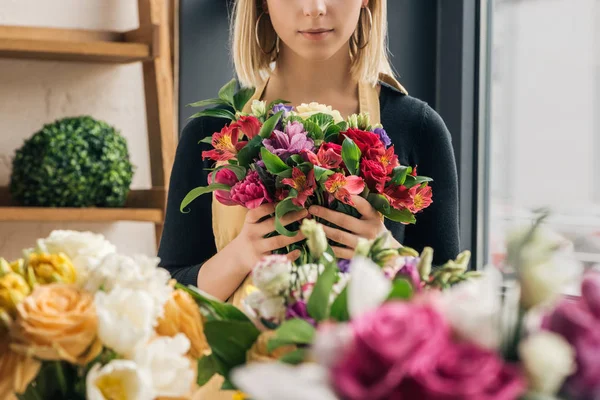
[252,255,292,296]
[133,334,194,398]
[31,230,116,283]
[348,256,391,318]
[232,363,338,400]
[438,266,503,349]
[519,331,576,395]
[507,225,573,269]
[244,291,286,323]
[294,102,344,123]
[85,253,172,320]
[251,100,267,118]
[95,287,155,356]
[86,360,153,400]
[311,323,353,368]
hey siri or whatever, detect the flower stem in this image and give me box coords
[54,361,68,396]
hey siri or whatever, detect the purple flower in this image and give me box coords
[272,103,293,117]
[286,300,315,326]
[397,257,422,292]
[338,259,351,273]
[373,127,391,147]
[263,121,315,160]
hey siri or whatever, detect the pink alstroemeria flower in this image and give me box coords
[324,173,365,206]
[202,124,245,162]
[282,167,316,207]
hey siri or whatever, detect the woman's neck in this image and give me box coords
[264,45,360,116]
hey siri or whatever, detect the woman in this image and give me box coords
[159,0,459,311]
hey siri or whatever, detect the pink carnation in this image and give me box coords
[230,170,272,209]
[208,168,239,206]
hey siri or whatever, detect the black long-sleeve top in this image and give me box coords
[157,82,460,287]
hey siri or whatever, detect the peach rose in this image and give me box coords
[0,339,41,400]
[246,330,296,363]
[25,252,77,285]
[10,284,102,365]
[156,289,208,358]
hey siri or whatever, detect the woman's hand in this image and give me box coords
[308,195,400,259]
[228,203,307,273]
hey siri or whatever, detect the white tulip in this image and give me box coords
[95,287,155,356]
[133,334,195,398]
[86,360,153,400]
[519,332,576,395]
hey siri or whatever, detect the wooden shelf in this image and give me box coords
[0,25,153,64]
[0,188,165,223]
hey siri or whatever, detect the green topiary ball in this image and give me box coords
[10,116,135,207]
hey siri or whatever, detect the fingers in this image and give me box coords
[331,246,354,260]
[287,250,302,262]
[351,195,379,219]
[308,205,359,232]
[261,232,305,253]
[322,225,359,249]
[255,209,308,237]
[246,203,276,223]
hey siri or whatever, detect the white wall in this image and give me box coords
[0,0,156,259]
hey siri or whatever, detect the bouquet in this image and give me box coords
[232,212,596,400]
[0,230,206,400]
[180,219,476,393]
[181,79,433,241]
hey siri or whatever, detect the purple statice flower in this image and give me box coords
[373,127,391,147]
[338,259,351,273]
[285,300,315,326]
[263,121,315,160]
[272,103,293,117]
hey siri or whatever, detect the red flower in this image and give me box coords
[411,166,418,177]
[303,143,343,169]
[342,128,385,154]
[376,146,400,174]
[233,115,261,139]
[282,168,316,207]
[324,173,365,206]
[411,184,433,213]
[201,124,244,162]
[361,159,390,193]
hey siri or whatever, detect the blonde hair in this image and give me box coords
[231,0,396,88]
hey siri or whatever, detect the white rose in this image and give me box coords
[244,291,286,323]
[251,100,267,118]
[32,230,116,283]
[252,255,292,296]
[294,102,344,123]
[86,360,153,400]
[133,334,195,398]
[439,266,503,349]
[85,253,172,320]
[95,288,155,356]
[519,332,576,395]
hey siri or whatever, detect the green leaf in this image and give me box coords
[176,284,252,322]
[210,164,247,181]
[196,355,221,386]
[314,165,334,182]
[204,320,261,369]
[385,208,417,224]
[329,286,350,322]
[279,349,308,365]
[275,197,303,236]
[387,278,414,300]
[404,175,433,189]
[190,108,236,121]
[233,87,256,112]
[342,136,361,175]
[268,318,316,353]
[236,135,262,167]
[188,98,231,108]
[218,78,237,104]
[261,147,290,174]
[324,123,342,138]
[303,120,324,141]
[259,111,284,139]
[391,166,412,185]
[221,379,236,390]
[199,135,213,144]
[180,183,231,213]
[307,264,338,321]
[367,193,391,214]
[308,113,334,127]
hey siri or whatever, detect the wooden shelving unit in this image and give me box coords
[0,0,177,247]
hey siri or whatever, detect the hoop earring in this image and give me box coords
[352,6,373,50]
[255,12,279,56]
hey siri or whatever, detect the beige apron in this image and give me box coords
[192,74,406,400]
